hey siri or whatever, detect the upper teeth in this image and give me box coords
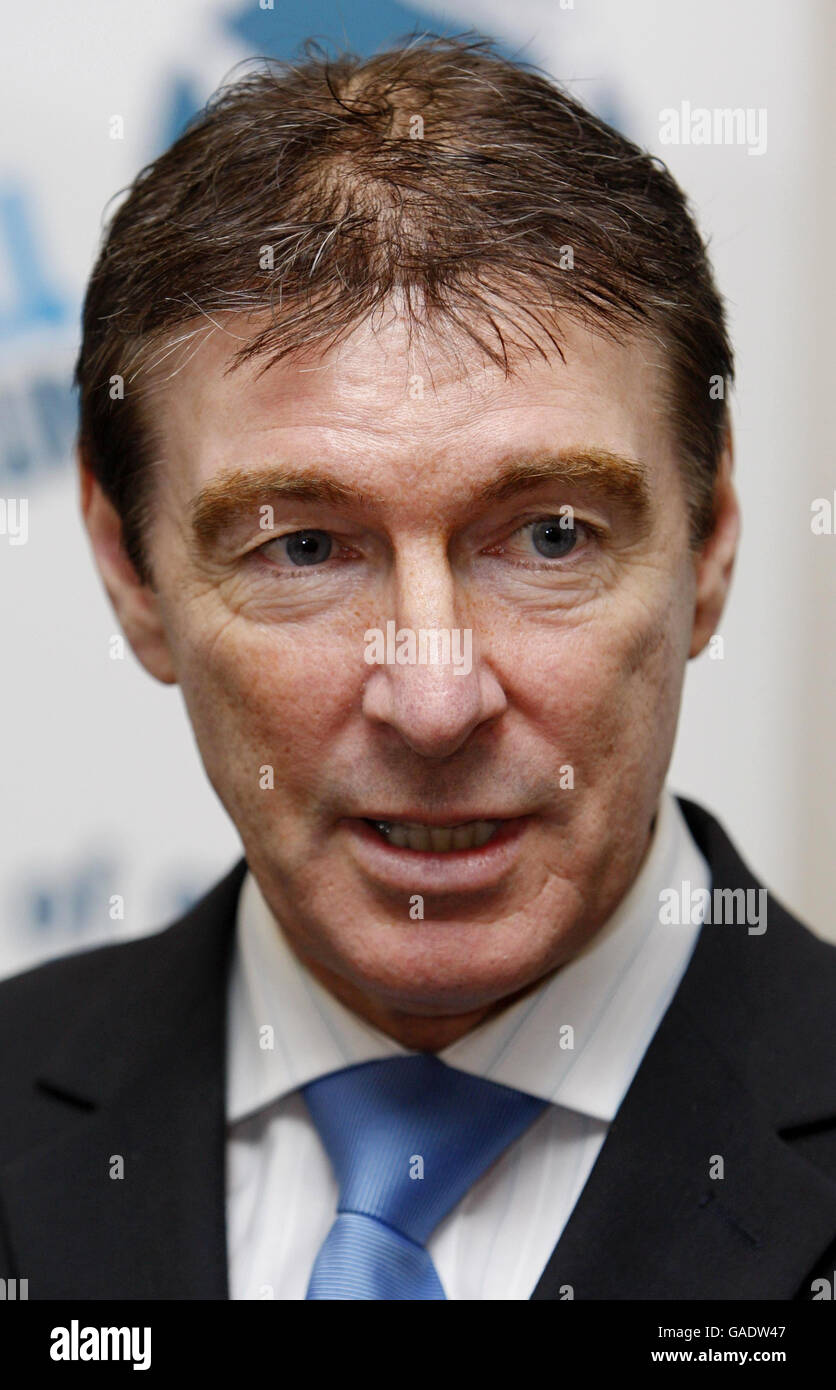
[372,820,499,852]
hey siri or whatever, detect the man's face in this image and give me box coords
[90,308,732,1041]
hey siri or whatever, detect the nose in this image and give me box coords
[361,545,507,758]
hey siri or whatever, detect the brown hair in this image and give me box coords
[73,32,734,584]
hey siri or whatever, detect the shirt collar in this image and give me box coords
[226,788,709,1125]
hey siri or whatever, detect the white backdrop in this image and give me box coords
[1,0,834,978]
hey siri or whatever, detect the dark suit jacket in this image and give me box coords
[1,797,835,1300]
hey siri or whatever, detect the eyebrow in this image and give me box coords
[190,470,377,554]
[189,448,652,554]
[480,448,651,514]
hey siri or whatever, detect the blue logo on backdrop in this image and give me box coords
[0,185,69,338]
[9,854,219,962]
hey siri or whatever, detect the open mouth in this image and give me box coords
[365,818,501,852]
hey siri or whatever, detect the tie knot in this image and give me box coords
[302,1053,546,1244]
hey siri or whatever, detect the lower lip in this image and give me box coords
[342,817,529,892]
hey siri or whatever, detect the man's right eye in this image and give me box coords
[261,530,334,567]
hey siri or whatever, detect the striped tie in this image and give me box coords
[302,1053,546,1299]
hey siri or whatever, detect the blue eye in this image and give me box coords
[529,519,578,558]
[282,530,333,566]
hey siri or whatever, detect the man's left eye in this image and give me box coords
[483,515,603,566]
[262,529,334,567]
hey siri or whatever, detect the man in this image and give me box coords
[1,33,834,1301]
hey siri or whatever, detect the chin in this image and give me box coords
[334,917,565,1015]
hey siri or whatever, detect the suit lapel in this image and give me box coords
[532,798,836,1299]
[531,993,836,1298]
[0,859,247,1299]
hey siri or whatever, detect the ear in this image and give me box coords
[78,447,178,685]
[689,425,740,659]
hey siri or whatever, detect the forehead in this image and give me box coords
[148,309,676,507]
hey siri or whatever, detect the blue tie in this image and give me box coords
[301,1053,547,1299]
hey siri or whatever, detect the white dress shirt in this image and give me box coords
[225,788,710,1299]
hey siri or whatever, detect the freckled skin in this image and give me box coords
[82,309,739,1050]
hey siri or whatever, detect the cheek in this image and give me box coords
[503,585,689,776]
[173,614,356,799]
